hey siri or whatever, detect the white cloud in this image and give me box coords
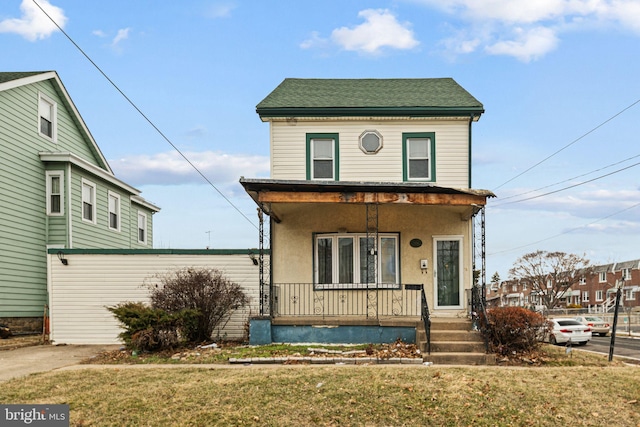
[485,26,559,62]
[110,150,270,187]
[415,0,640,61]
[205,2,237,19]
[92,29,107,38]
[300,31,329,50]
[331,9,419,54]
[0,0,67,41]
[111,28,130,47]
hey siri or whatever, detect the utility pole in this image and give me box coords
[205,231,212,249]
[608,279,624,362]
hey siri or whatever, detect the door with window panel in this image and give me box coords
[434,238,462,308]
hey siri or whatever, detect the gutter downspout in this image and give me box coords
[67,163,72,248]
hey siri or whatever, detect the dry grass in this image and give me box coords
[1,359,639,426]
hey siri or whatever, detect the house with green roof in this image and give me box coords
[241,78,494,355]
[0,71,160,333]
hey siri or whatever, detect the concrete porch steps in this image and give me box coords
[418,318,495,366]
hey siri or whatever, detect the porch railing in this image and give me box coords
[420,285,431,354]
[271,283,421,319]
[471,284,490,353]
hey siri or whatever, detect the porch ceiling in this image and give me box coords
[240,178,494,222]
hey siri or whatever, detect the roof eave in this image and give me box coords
[256,106,484,120]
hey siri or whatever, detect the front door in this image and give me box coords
[434,237,463,309]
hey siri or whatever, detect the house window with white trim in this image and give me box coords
[46,171,64,215]
[307,133,338,180]
[81,179,96,223]
[622,268,632,280]
[582,291,589,302]
[626,289,636,301]
[315,233,398,289]
[599,272,607,283]
[596,290,603,301]
[403,132,435,181]
[579,277,586,285]
[108,192,121,231]
[138,212,147,244]
[38,92,57,142]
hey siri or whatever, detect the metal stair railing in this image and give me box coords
[420,285,431,355]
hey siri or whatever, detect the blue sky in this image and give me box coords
[2,0,640,279]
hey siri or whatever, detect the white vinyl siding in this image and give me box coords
[48,252,262,344]
[270,119,470,188]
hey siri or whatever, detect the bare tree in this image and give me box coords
[509,250,592,309]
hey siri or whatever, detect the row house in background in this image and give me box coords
[487,259,640,312]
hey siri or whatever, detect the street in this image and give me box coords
[584,334,640,362]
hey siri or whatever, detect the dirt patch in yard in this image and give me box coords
[83,340,423,365]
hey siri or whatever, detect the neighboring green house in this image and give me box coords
[0,71,160,332]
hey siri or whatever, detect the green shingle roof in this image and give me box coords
[0,71,49,85]
[256,78,484,118]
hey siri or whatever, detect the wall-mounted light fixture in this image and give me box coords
[248,252,258,266]
[57,251,68,265]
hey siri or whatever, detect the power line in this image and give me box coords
[32,0,258,231]
[495,153,640,204]
[493,98,640,191]
[491,159,640,207]
[488,201,640,256]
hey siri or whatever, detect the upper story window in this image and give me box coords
[46,171,64,216]
[599,271,607,283]
[315,232,398,289]
[359,130,383,154]
[403,132,435,181]
[579,277,586,285]
[108,191,121,231]
[38,92,57,142]
[81,179,96,224]
[307,133,339,180]
[138,211,148,244]
[622,268,632,280]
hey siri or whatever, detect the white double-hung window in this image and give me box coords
[403,132,435,181]
[137,211,147,244]
[315,233,398,289]
[45,171,64,215]
[108,191,121,231]
[38,92,57,142]
[81,179,96,223]
[307,133,338,180]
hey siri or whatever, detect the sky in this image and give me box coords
[2,0,640,280]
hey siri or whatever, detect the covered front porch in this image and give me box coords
[241,178,492,345]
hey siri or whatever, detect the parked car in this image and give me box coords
[547,318,592,346]
[574,316,611,337]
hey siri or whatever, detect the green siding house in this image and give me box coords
[0,71,160,332]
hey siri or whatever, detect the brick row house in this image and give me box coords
[488,259,640,312]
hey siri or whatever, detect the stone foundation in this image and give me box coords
[0,317,44,334]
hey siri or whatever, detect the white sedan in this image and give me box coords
[547,318,592,346]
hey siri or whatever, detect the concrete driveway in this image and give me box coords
[0,344,120,382]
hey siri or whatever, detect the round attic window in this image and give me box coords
[359,130,383,154]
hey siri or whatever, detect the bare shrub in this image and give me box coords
[480,306,551,355]
[148,267,250,343]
